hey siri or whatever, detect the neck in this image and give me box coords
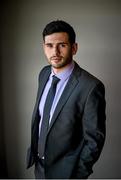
[52,61,74,74]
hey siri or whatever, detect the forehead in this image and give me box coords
[44,32,69,43]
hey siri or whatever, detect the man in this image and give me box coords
[27,20,106,179]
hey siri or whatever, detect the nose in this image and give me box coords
[53,46,60,56]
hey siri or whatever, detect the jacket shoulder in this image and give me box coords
[38,65,51,80]
[76,63,104,85]
[81,68,104,85]
[74,63,105,93]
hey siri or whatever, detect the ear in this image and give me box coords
[72,43,78,55]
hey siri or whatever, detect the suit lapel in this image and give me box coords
[47,64,80,133]
[37,69,51,106]
[32,67,51,122]
[31,67,51,154]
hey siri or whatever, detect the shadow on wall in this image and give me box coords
[0,56,8,178]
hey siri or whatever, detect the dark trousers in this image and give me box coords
[34,158,45,179]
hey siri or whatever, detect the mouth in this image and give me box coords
[51,57,62,62]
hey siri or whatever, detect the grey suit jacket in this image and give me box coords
[27,62,106,179]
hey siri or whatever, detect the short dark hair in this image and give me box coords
[42,20,76,44]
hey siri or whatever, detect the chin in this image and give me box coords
[52,64,62,69]
[51,62,63,68]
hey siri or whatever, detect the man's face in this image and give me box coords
[43,32,77,73]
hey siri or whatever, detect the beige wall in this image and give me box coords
[1,0,121,178]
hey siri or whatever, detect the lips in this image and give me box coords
[51,57,62,61]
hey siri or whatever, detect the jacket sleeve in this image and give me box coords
[26,147,35,169]
[75,82,106,178]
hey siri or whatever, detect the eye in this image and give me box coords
[59,43,67,48]
[45,43,53,48]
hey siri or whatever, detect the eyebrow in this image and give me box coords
[45,42,69,45]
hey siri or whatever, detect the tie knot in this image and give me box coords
[52,75,60,86]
